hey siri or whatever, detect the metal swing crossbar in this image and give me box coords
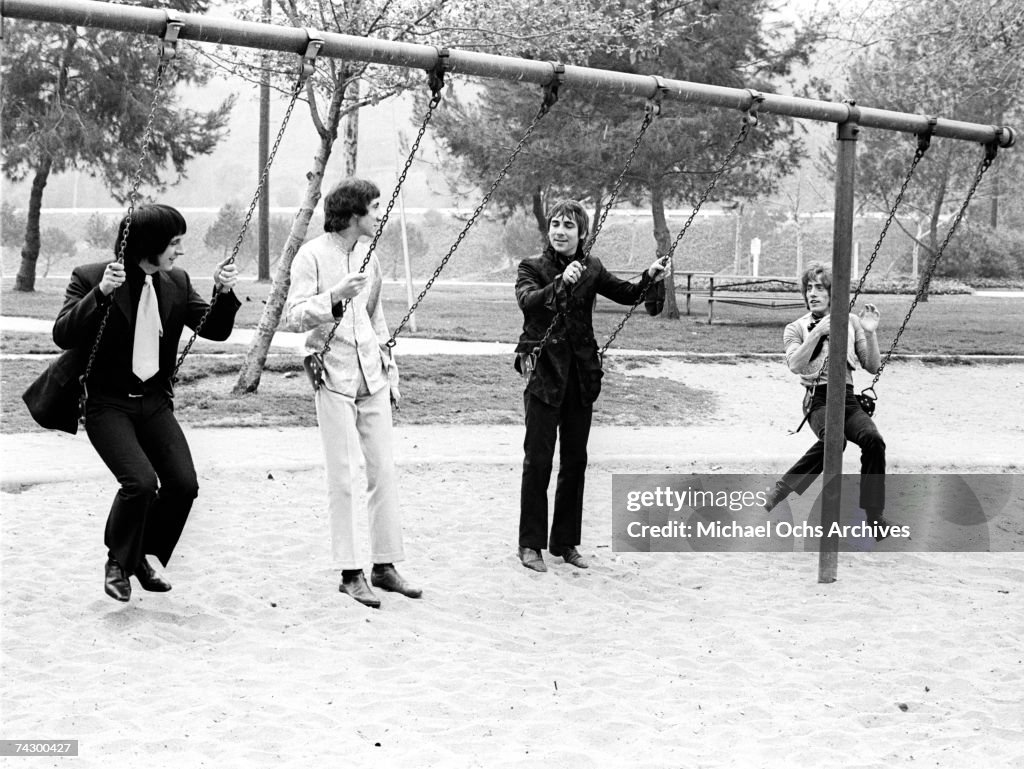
[77,20,324,422]
[523,82,669,379]
[598,91,765,359]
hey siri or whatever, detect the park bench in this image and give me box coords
[706,275,804,324]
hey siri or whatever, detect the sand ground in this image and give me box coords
[1,360,1022,768]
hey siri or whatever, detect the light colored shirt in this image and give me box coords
[283,234,398,398]
[784,311,868,388]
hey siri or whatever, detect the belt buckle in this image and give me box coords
[128,392,144,399]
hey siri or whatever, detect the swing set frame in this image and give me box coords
[2,0,1017,585]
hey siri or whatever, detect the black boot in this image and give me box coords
[104,558,131,603]
[764,482,792,512]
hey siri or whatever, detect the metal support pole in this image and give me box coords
[257,0,271,281]
[818,105,859,583]
[0,0,1016,148]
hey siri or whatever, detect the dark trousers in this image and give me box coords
[782,385,886,511]
[519,369,593,551]
[85,389,199,572]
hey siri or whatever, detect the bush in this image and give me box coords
[1,201,24,247]
[84,212,119,251]
[39,227,78,276]
[204,202,252,260]
[375,220,429,279]
[934,226,1024,280]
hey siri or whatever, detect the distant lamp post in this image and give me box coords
[722,199,743,274]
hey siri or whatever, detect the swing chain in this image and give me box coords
[849,118,935,310]
[172,32,325,380]
[317,53,450,358]
[385,78,560,348]
[78,17,184,415]
[868,140,998,389]
[599,112,754,359]
[523,101,661,378]
[587,106,657,261]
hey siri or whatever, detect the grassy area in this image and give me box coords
[1,352,712,433]
[3,275,1021,433]
[6,276,1024,355]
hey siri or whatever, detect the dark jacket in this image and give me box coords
[515,246,652,407]
[52,261,241,398]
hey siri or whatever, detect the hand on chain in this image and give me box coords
[647,256,669,282]
[331,273,369,302]
[99,261,126,295]
[214,258,239,294]
[562,260,584,286]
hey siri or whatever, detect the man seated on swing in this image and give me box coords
[764,261,893,538]
[514,199,667,572]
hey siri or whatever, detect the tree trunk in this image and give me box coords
[341,80,359,176]
[14,155,53,292]
[233,81,348,394]
[650,180,678,318]
[918,180,947,303]
[531,187,546,239]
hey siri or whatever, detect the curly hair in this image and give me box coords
[799,262,831,308]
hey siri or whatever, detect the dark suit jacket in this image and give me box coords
[515,247,652,407]
[52,261,241,398]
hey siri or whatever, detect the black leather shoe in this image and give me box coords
[339,571,381,608]
[518,546,547,573]
[550,546,589,569]
[867,514,894,541]
[370,564,422,599]
[104,558,131,603]
[764,482,792,512]
[134,557,172,592]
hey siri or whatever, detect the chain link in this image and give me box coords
[599,117,753,358]
[867,146,996,389]
[385,90,559,347]
[79,58,174,414]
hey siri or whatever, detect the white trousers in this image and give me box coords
[315,383,404,568]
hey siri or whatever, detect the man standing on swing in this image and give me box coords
[764,262,892,537]
[514,199,666,572]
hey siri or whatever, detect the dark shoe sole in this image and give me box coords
[104,586,130,602]
[339,584,381,609]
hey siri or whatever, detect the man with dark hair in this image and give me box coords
[514,199,667,572]
[52,204,240,601]
[322,178,380,233]
[763,262,892,537]
[284,178,420,608]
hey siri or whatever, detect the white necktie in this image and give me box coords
[132,275,162,381]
